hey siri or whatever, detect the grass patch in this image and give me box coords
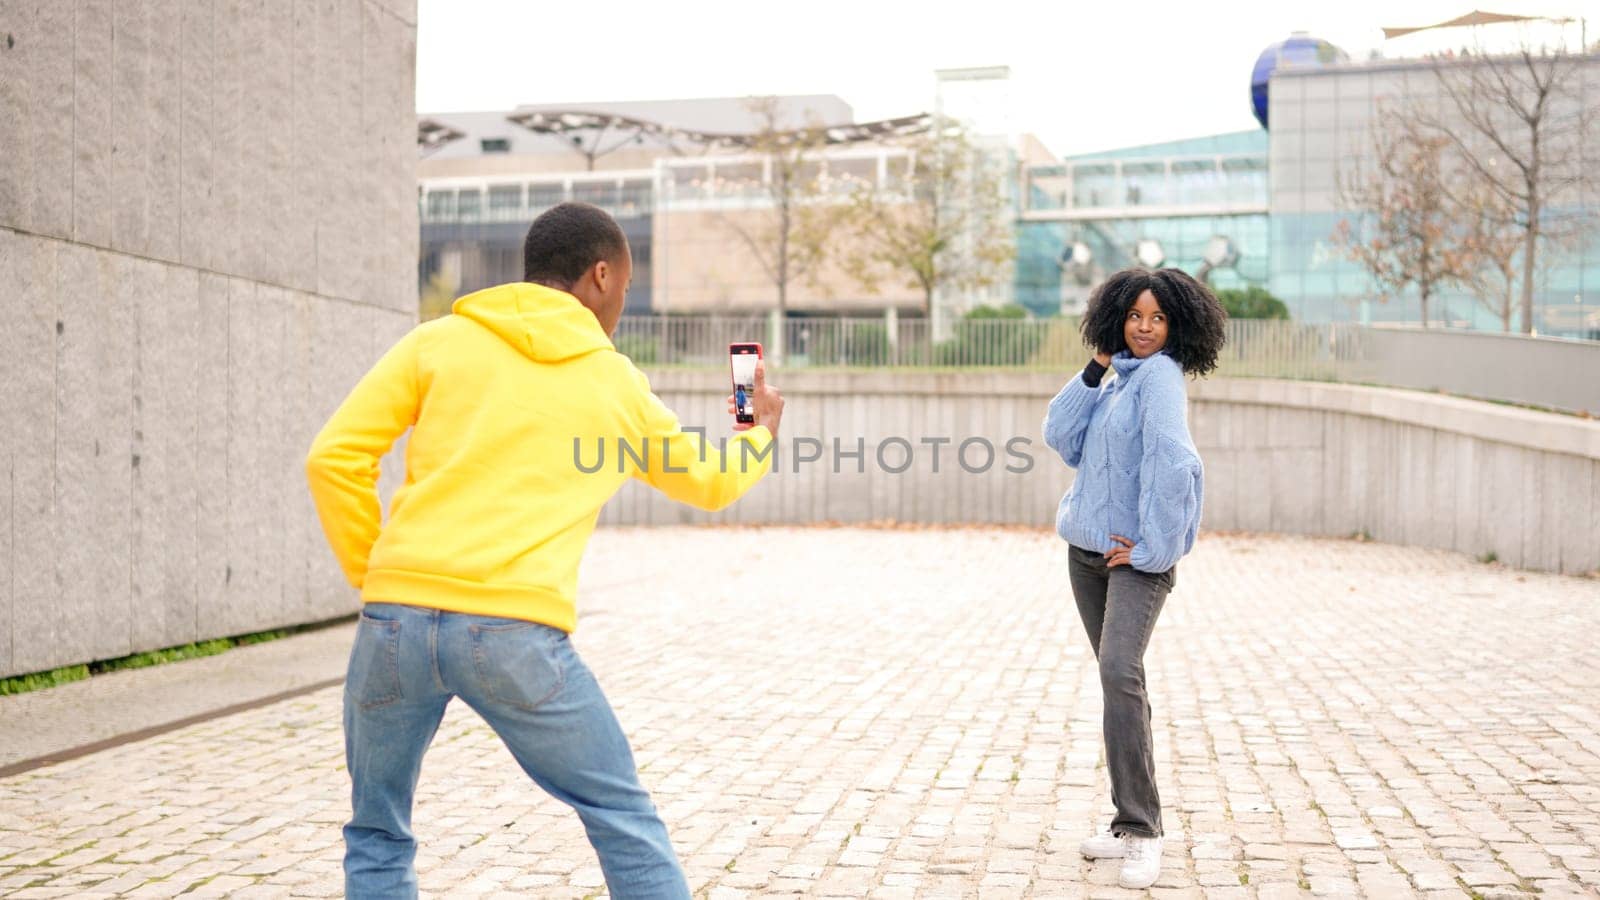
[233,629,290,647]
[1478,550,1499,565]
[88,638,236,674]
[0,664,92,695]
[1,624,322,697]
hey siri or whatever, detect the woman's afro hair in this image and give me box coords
[1080,267,1228,376]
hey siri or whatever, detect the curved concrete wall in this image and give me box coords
[602,371,1600,576]
[1186,379,1598,574]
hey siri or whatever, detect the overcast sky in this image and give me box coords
[416,0,1594,157]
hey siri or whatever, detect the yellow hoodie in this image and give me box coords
[305,282,773,632]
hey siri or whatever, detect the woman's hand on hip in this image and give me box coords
[1105,534,1135,568]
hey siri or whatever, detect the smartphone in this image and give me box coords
[729,342,762,425]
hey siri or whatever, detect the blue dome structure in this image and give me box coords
[1251,32,1349,128]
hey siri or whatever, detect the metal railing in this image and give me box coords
[611,316,1600,415]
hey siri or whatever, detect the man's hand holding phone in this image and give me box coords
[726,360,784,438]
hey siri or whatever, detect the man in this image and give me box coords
[306,202,783,900]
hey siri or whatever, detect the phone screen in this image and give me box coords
[730,344,759,424]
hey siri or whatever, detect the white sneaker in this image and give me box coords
[1118,835,1163,889]
[1078,828,1126,859]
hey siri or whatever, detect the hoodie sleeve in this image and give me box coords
[306,329,420,588]
[628,370,774,511]
[1128,359,1203,574]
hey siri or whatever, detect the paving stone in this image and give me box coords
[0,529,1595,897]
[1459,868,1521,887]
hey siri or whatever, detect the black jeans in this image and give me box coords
[1067,544,1175,839]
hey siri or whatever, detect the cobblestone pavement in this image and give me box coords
[1,527,1597,899]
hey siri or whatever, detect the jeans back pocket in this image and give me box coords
[347,613,403,710]
[468,621,566,713]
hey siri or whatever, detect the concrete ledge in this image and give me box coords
[646,369,1600,460]
[644,367,1067,399]
[1188,378,1600,461]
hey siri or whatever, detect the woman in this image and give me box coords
[1042,267,1226,890]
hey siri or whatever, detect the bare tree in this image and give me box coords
[721,96,839,329]
[1453,174,1524,331]
[1333,101,1473,327]
[837,124,1013,314]
[1416,46,1595,333]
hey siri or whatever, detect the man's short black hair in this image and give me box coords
[522,202,629,286]
[1080,267,1228,376]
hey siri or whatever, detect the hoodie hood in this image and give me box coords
[451,282,613,363]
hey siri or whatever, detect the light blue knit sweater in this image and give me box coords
[1042,350,1203,573]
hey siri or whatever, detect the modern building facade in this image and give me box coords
[418,96,940,317]
[424,37,1599,338]
[1017,130,1269,316]
[1018,38,1599,337]
[1268,53,1599,333]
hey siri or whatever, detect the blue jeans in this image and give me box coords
[342,603,689,900]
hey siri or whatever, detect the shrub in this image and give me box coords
[934,305,1043,366]
[809,320,891,366]
[1215,285,1290,320]
[613,332,660,365]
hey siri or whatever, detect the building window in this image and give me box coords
[488,184,523,215]
[619,179,653,216]
[826,157,876,194]
[574,181,618,208]
[529,183,566,210]
[426,191,455,220]
[481,137,511,154]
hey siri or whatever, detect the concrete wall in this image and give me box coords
[1352,327,1600,418]
[601,371,1600,576]
[0,1,418,679]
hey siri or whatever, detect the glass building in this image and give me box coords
[1017,131,1270,316]
[419,59,1600,337]
[1269,54,1600,335]
[1018,40,1599,338]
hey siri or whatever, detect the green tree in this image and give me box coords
[1214,285,1290,320]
